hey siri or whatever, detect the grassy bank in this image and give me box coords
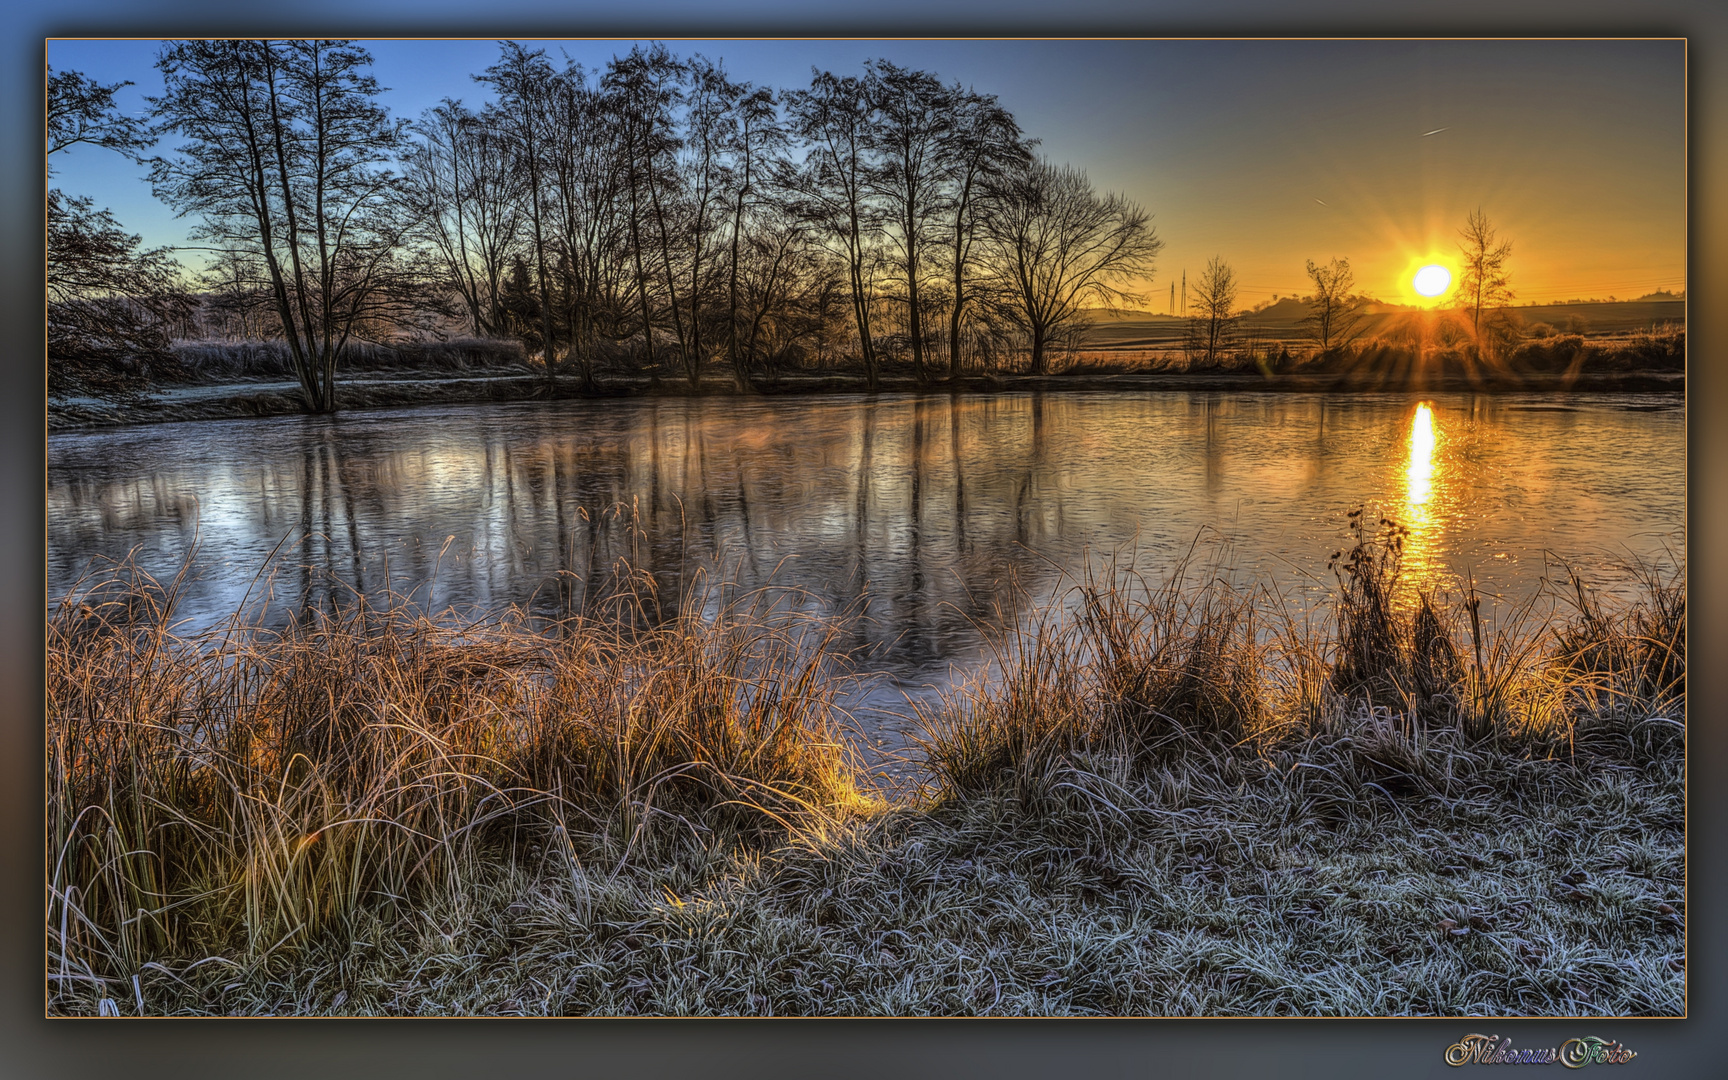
[46,525,1684,1016]
[47,369,1685,432]
[45,327,1684,431]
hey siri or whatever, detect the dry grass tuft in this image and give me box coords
[46,556,871,1015]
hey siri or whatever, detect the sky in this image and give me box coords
[45,38,1686,309]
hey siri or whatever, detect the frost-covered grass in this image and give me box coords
[46,528,1684,1017]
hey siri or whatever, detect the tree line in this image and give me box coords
[49,41,1165,410]
[48,40,1526,412]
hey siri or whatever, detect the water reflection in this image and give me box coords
[1401,401,1442,587]
[1407,402,1436,508]
[49,391,1684,732]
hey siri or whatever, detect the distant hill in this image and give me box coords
[1242,297,1316,324]
[1507,299,1685,335]
[1080,297,1683,347]
[1077,306,1171,321]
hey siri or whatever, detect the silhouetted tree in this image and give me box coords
[543,59,624,390]
[604,44,686,383]
[47,194,192,398]
[938,89,1026,380]
[784,71,883,388]
[47,67,190,399]
[719,83,788,388]
[49,67,152,159]
[983,159,1161,375]
[1457,208,1514,337]
[498,255,543,354]
[105,43,1212,393]
[151,40,412,413]
[1187,256,1239,367]
[1302,256,1365,355]
[195,245,274,340]
[479,44,561,387]
[405,99,525,338]
[673,54,742,387]
[865,60,955,384]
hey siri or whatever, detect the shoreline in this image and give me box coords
[49,368,1686,431]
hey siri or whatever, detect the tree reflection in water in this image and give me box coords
[48,391,1684,747]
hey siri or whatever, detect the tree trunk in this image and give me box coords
[906,228,925,385]
[848,221,877,391]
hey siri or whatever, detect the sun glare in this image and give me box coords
[1413,264,1451,297]
[1395,254,1459,307]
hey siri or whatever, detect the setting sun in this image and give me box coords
[1395,254,1460,307]
[1413,264,1451,297]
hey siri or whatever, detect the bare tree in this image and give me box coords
[1457,207,1514,337]
[982,159,1161,376]
[543,59,623,389]
[669,55,747,387]
[865,60,954,384]
[405,99,525,339]
[151,40,412,414]
[603,44,685,384]
[47,193,192,397]
[938,88,1026,381]
[479,44,561,388]
[719,83,788,389]
[733,202,836,380]
[1301,256,1364,354]
[784,71,883,388]
[47,66,189,398]
[195,244,275,340]
[1187,256,1238,366]
[49,67,152,160]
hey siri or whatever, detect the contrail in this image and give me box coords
[1314,198,1327,206]
[1421,127,1449,137]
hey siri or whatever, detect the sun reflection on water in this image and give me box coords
[1402,402,1441,587]
[1407,403,1435,509]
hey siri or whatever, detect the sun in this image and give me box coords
[1395,254,1459,307]
[1413,264,1451,297]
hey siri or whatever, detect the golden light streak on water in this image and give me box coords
[1407,403,1435,507]
[1401,401,1441,588]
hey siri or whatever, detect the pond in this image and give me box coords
[48,390,1685,760]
